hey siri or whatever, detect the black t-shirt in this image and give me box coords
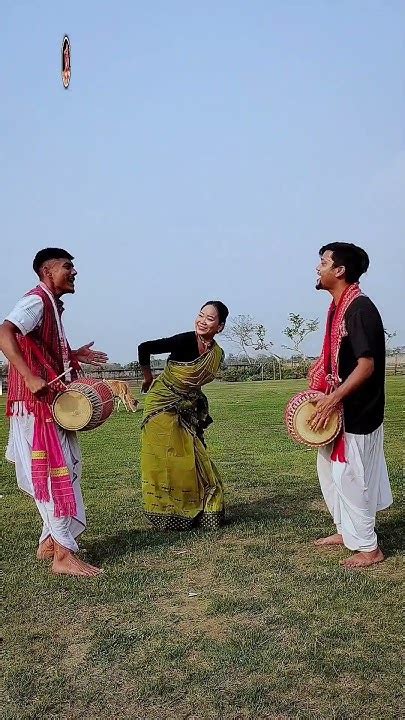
[339,296,386,434]
[138,331,199,366]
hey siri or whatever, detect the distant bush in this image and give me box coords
[222,366,258,382]
[222,360,311,382]
[281,362,311,379]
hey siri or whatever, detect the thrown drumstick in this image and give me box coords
[47,367,72,386]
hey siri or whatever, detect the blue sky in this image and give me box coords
[1,1,404,362]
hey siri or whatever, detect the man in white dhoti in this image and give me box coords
[0,248,108,576]
[308,242,393,568]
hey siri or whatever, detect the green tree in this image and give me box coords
[282,313,319,359]
[124,361,140,371]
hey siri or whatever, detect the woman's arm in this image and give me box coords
[138,335,180,393]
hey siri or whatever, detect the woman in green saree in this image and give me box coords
[138,301,228,531]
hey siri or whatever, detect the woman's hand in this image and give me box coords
[141,370,154,394]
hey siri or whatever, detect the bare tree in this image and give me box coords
[282,313,319,360]
[384,328,397,354]
[224,314,272,365]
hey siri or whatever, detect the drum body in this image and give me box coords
[285,391,342,448]
[52,378,115,431]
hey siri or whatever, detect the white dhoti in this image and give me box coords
[6,408,86,552]
[317,425,393,551]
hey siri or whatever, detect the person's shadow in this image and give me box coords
[85,484,328,565]
[376,513,405,556]
[84,483,404,565]
[225,484,320,526]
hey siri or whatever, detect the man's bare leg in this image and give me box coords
[37,535,54,560]
[314,533,344,547]
[51,540,103,577]
[342,547,385,569]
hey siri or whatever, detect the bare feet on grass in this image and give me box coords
[314,533,344,547]
[342,548,385,569]
[37,536,54,560]
[51,541,103,577]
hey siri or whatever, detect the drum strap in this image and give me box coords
[38,283,72,382]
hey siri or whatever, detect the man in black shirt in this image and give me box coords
[309,242,393,568]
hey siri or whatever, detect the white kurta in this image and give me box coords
[5,288,86,551]
[317,425,393,552]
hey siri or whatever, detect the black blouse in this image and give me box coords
[138,331,200,366]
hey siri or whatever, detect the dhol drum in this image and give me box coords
[52,378,115,431]
[285,390,342,448]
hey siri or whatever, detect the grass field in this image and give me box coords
[1,378,404,720]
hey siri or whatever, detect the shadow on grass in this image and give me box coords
[86,484,404,566]
[225,485,320,526]
[377,513,405,555]
[86,525,201,564]
[85,486,323,564]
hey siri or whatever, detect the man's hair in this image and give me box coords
[201,301,229,325]
[33,248,74,277]
[319,242,369,283]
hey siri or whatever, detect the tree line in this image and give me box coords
[0,315,401,381]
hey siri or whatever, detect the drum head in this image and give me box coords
[53,390,93,431]
[294,399,341,447]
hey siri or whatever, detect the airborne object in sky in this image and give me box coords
[61,35,71,89]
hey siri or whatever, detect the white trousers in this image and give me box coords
[317,425,393,552]
[6,410,86,552]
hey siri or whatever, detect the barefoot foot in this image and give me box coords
[37,536,55,560]
[51,541,103,577]
[341,548,385,569]
[52,552,103,577]
[314,533,344,547]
